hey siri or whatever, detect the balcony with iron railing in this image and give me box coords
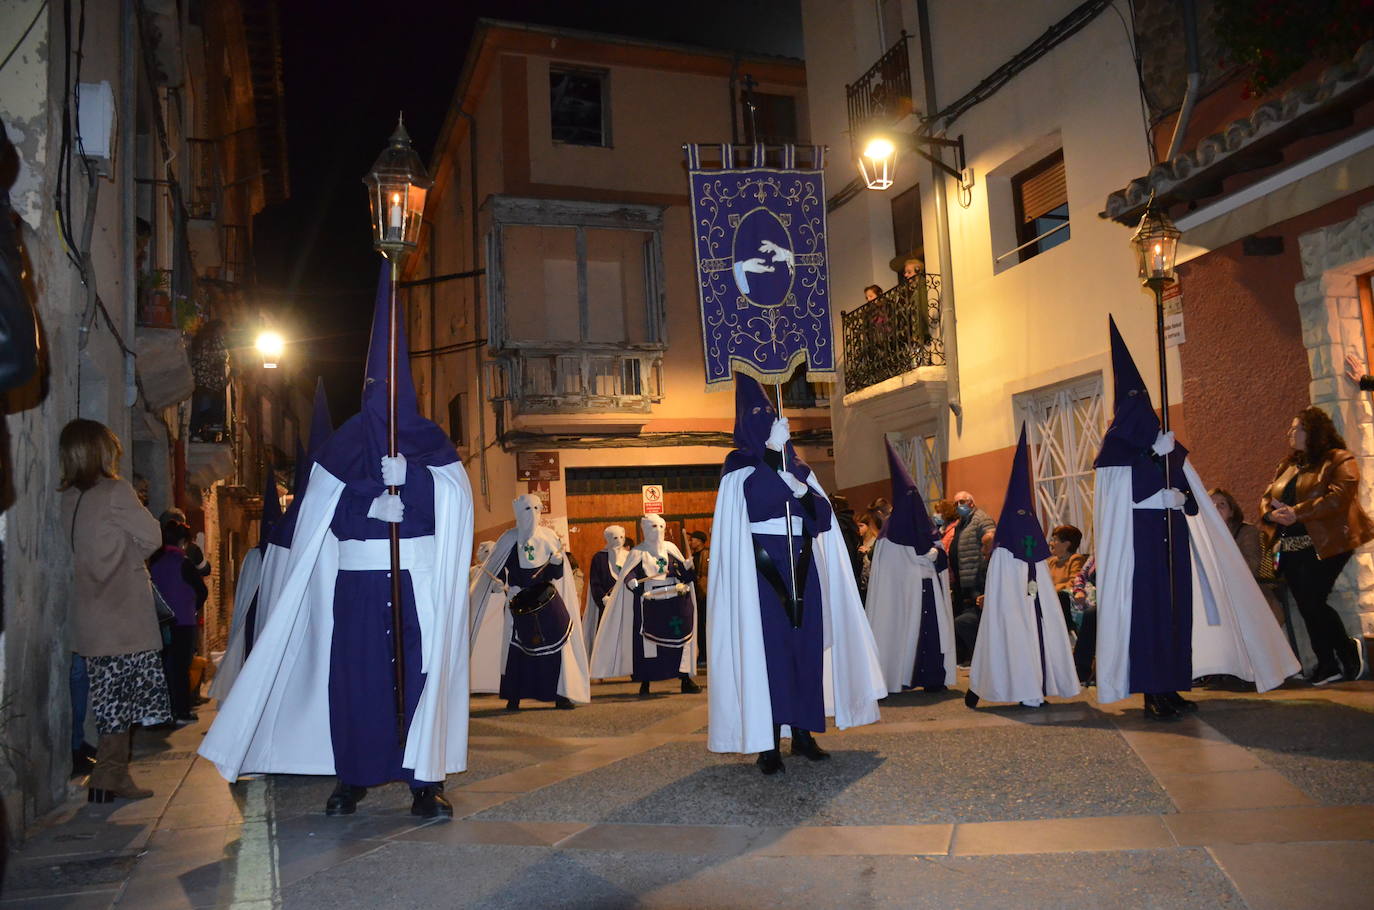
[841,273,944,396]
[498,347,665,416]
[846,33,914,152]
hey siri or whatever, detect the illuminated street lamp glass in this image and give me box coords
[1130,203,1181,284]
[858,135,897,190]
[256,330,285,368]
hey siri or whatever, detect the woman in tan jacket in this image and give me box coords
[59,419,172,802]
[1261,407,1374,685]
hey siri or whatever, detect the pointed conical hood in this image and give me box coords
[308,376,332,458]
[992,425,1050,564]
[1095,316,1163,467]
[315,264,458,496]
[257,463,282,552]
[880,437,936,548]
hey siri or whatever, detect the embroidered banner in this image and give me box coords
[686,144,834,389]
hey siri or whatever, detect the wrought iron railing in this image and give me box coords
[504,347,664,414]
[846,33,914,151]
[186,138,221,219]
[841,273,943,395]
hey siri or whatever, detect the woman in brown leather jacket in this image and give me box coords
[1261,407,1374,684]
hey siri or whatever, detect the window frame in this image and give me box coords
[549,65,612,148]
[1009,148,1069,264]
[1012,373,1105,550]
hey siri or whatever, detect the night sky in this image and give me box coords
[253,0,802,419]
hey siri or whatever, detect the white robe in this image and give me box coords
[865,537,957,692]
[199,461,474,782]
[582,549,625,655]
[467,528,592,703]
[1095,459,1300,704]
[707,467,886,754]
[208,547,264,700]
[970,551,1081,705]
[590,543,698,679]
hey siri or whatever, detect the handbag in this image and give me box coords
[152,583,176,625]
[1258,543,1277,583]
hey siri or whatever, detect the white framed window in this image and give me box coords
[1012,373,1104,549]
[887,423,944,506]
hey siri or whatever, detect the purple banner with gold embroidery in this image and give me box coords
[686,144,834,390]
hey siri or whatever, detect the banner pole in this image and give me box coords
[773,381,800,624]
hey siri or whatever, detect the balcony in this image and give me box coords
[841,273,944,396]
[186,138,222,220]
[846,33,914,150]
[501,347,664,417]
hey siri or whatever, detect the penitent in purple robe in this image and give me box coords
[496,549,570,703]
[621,553,696,682]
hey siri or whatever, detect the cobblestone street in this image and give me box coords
[4,676,1373,909]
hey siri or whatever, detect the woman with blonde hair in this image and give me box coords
[59,419,171,802]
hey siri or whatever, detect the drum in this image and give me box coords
[640,582,695,648]
[509,582,572,656]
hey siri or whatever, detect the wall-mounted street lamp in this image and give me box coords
[857,129,968,192]
[255,330,285,369]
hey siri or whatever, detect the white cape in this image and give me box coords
[707,467,886,754]
[589,544,698,679]
[581,550,623,656]
[865,537,957,692]
[467,528,591,703]
[1095,458,1300,704]
[970,551,1080,704]
[208,547,264,700]
[199,461,474,782]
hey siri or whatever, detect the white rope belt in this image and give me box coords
[337,535,436,572]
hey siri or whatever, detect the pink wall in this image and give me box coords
[1178,187,1374,519]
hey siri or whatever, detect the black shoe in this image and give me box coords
[1143,693,1181,722]
[964,691,980,709]
[789,729,830,761]
[1309,662,1343,686]
[71,748,96,778]
[505,699,521,712]
[923,684,948,694]
[638,681,652,699]
[1164,692,1199,714]
[1339,637,1366,681]
[554,695,575,710]
[324,781,369,816]
[679,675,701,694]
[755,749,785,775]
[410,785,453,819]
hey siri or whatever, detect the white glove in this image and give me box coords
[626,577,640,591]
[367,492,405,523]
[675,583,691,596]
[924,548,940,562]
[380,454,407,487]
[1152,431,1176,456]
[601,595,611,609]
[506,584,522,600]
[1160,488,1187,509]
[779,469,809,496]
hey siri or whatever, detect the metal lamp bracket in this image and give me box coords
[908,133,966,183]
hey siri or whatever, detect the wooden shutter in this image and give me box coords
[1015,151,1066,223]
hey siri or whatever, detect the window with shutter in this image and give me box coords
[1010,149,1069,263]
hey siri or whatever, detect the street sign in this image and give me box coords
[642,484,664,514]
[1163,283,1185,347]
[517,451,560,482]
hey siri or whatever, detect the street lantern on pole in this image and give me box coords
[255,330,285,369]
[363,114,431,744]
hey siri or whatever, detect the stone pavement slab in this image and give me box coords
[1208,841,1374,910]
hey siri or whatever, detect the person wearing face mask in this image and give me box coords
[469,495,591,712]
[200,270,475,819]
[591,515,701,696]
[949,491,996,665]
[866,439,956,695]
[585,526,627,654]
[708,375,885,775]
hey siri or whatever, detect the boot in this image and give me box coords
[638,680,652,699]
[964,691,980,709]
[1164,691,1199,714]
[71,742,96,779]
[554,695,575,710]
[88,732,152,802]
[324,779,369,816]
[679,674,701,694]
[505,698,521,712]
[756,724,785,776]
[410,784,453,819]
[1143,693,1181,722]
[789,728,830,762]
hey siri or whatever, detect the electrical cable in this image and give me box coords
[0,0,47,74]
[1108,0,1157,166]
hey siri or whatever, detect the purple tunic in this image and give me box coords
[498,548,568,703]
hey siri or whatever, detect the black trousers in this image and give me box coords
[162,625,197,719]
[1074,607,1098,683]
[953,597,981,664]
[1279,547,1352,669]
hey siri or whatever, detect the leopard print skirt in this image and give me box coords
[86,650,173,734]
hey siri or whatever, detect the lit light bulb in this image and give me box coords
[255,330,285,368]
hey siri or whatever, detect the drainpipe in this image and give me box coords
[456,108,489,509]
[1163,0,1200,163]
[120,0,137,409]
[915,0,961,419]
